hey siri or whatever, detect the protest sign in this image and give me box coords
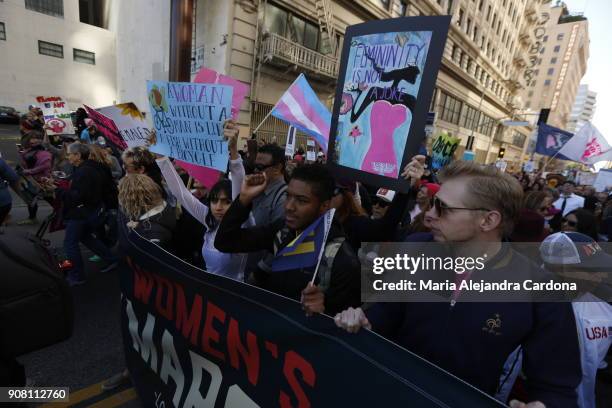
[193,67,249,121]
[146,81,232,172]
[575,171,597,186]
[176,68,251,188]
[593,169,612,192]
[327,16,450,192]
[119,226,503,408]
[84,105,128,150]
[431,133,460,170]
[36,96,75,135]
[96,103,151,148]
[285,126,297,158]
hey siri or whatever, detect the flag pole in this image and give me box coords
[310,209,336,285]
[252,108,274,135]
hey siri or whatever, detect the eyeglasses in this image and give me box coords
[563,218,578,227]
[432,197,491,217]
[254,162,276,172]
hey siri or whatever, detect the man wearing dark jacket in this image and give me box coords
[63,142,117,285]
[335,161,582,407]
[215,164,360,316]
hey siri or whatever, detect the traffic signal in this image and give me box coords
[498,147,506,159]
[538,108,550,125]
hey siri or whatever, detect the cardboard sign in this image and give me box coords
[327,16,451,192]
[96,102,151,148]
[119,226,505,408]
[146,81,233,172]
[593,169,612,192]
[84,104,128,150]
[36,96,75,136]
[431,133,460,170]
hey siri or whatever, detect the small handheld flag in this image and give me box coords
[271,209,335,273]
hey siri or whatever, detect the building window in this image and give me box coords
[543,35,548,42]
[540,47,546,54]
[462,104,482,131]
[73,48,95,65]
[557,33,564,41]
[25,0,64,18]
[0,22,5,41]
[458,8,464,26]
[478,0,483,11]
[553,45,561,52]
[264,3,323,52]
[447,0,454,15]
[486,5,491,21]
[399,0,408,16]
[79,0,104,28]
[376,0,390,10]
[38,40,63,58]
[473,26,478,42]
[544,79,551,86]
[466,18,472,34]
[439,92,462,125]
[547,68,554,75]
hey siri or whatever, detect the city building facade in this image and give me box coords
[191,0,549,171]
[521,2,589,130]
[0,0,169,114]
[567,83,596,132]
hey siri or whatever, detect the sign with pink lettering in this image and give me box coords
[328,17,450,191]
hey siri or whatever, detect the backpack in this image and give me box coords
[0,235,73,357]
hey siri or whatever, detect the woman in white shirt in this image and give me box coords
[156,121,252,281]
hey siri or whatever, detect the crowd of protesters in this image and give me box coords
[1,105,612,407]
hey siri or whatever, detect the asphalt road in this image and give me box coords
[2,124,140,407]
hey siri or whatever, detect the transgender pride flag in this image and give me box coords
[270,74,331,151]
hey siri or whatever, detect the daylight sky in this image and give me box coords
[562,0,612,142]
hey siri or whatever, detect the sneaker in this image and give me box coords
[101,369,130,391]
[88,255,102,262]
[100,262,118,274]
[17,218,38,226]
[67,277,86,287]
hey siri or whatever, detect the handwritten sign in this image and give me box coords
[96,103,151,148]
[327,16,450,192]
[84,105,128,150]
[431,133,460,170]
[36,96,75,136]
[146,81,232,172]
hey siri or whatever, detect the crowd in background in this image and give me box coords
[1,104,612,407]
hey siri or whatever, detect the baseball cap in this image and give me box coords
[376,188,395,203]
[540,232,612,270]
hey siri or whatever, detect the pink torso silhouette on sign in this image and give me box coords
[361,100,407,177]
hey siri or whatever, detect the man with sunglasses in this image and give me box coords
[554,181,585,217]
[335,161,581,407]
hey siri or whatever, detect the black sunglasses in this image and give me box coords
[433,197,491,216]
[372,198,391,208]
[254,162,277,172]
[563,218,578,227]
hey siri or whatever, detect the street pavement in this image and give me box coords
[2,124,141,407]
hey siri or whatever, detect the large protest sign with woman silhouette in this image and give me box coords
[328,17,450,191]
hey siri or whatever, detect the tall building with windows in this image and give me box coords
[190,0,546,171]
[0,0,169,113]
[567,84,596,132]
[521,2,589,130]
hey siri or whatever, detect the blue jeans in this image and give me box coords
[64,208,117,281]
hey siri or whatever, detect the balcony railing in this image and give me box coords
[261,32,339,79]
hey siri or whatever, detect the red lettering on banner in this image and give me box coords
[129,257,154,305]
[175,283,203,346]
[202,301,226,361]
[153,274,174,321]
[280,351,315,408]
[227,318,260,386]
